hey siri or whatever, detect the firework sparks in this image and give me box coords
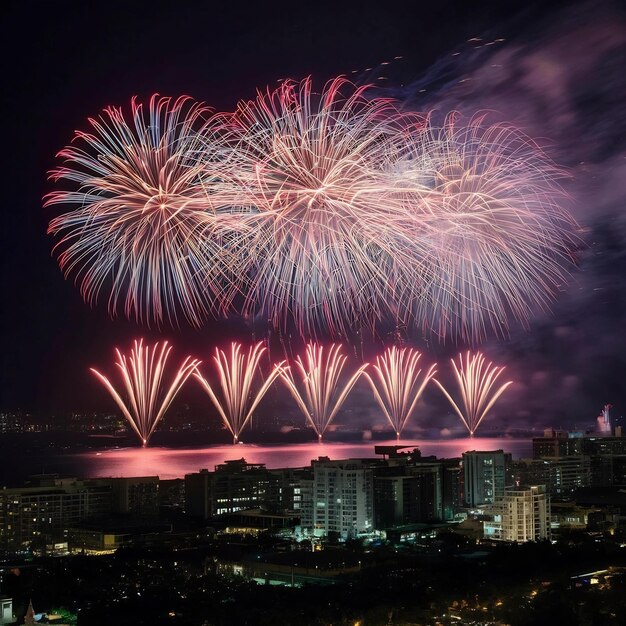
[90,340,199,446]
[208,77,424,337]
[392,112,578,341]
[45,82,578,341]
[45,95,245,327]
[194,342,285,444]
[280,343,367,441]
[364,346,436,439]
[434,351,512,436]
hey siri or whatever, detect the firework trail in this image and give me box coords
[209,77,425,337]
[280,343,367,441]
[364,346,436,439]
[434,351,512,436]
[45,95,246,327]
[90,339,199,446]
[391,112,578,341]
[194,342,285,444]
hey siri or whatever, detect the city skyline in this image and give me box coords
[0,0,624,437]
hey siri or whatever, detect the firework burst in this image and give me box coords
[194,342,285,444]
[45,95,244,327]
[364,346,436,439]
[45,82,578,341]
[90,340,199,446]
[280,343,367,441]
[434,350,512,436]
[209,77,423,337]
[391,112,578,341]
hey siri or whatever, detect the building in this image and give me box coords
[374,476,425,529]
[532,432,583,458]
[462,450,512,506]
[484,485,550,543]
[442,459,464,520]
[300,458,374,539]
[91,476,159,518]
[267,467,310,514]
[0,477,111,553]
[185,460,275,519]
[514,456,590,497]
[582,437,626,456]
[67,519,172,554]
[589,454,626,487]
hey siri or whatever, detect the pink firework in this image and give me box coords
[434,351,512,436]
[45,83,579,342]
[194,342,285,444]
[280,343,367,441]
[364,346,436,439]
[45,95,246,327]
[90,340,199,446]
[211,77,422,337]
[391,112,579,341]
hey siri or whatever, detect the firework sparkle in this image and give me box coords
[90,339,199,446]
[364,346,436,439]
[194,342,285,444]
[434,351,512,436]
[280,343,367,441]
[45,95,244,327]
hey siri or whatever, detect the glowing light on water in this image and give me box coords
[66,438,534,480]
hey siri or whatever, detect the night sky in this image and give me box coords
[1,0,624,434]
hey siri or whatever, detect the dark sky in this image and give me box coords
[1,0,624,434]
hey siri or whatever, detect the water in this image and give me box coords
[61,437,532,479]
[0,436,532,484]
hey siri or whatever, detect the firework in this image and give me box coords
[434,351,512,436]
[209,77,423,337]
[45,82,578,341]
[194,342,285,444]
[90,340,199,446]
[391,112,578,341]
[45,95,246,327]
[280,343,367,441]
[364,346,436,439]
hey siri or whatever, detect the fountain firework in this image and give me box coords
[90,339,199,446]
[434,351,512,436]
[364,346,436,439]
[194,342,285,444]
[280,343,367,442]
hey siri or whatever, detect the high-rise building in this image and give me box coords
[582,437,626,456]
[300,458,374,539]
[442,459,463,520]
[484,485,550,542]
[462,450,512,506]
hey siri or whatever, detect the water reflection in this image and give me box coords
[70,437,532,479]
